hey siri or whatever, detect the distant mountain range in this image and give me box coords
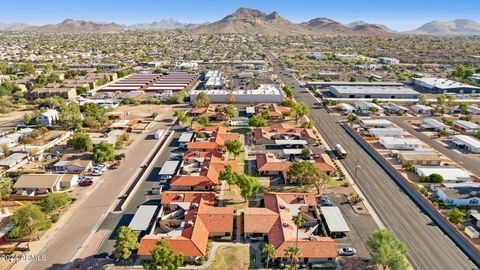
[127,19,198,30]
[405,19,480,35]
[190,8,392,36]
[1,9,479,36]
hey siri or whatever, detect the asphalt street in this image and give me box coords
[93,127,183,257]
[267,51,475,270]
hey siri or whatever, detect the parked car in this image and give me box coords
[338,247,356,256]
[79,180,94,187]
[116,153,126,160]
[150,186,163,195]
[170,154,182,161]
[78,176,94,182]
[319,197,333,206]
[111,161,121,169]
[90,170,103,176]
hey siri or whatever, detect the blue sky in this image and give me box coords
[2,0,480,31]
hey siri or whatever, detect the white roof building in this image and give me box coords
[415,166,472,182]
[190,84,285,104]
[452,135,480,153]
[432,183,480,207]
[359,119,394,128]
[411,104,433,114]
[454,120,480,134]
[368,128,406,138]
[353,101,384,114]
[338,103,356,114]
[412,77,480,93]
[421,118,448,131]
[379,137,424,150]
[329,85,419,99]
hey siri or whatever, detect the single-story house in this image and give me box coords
[398,151,443,166]
[411,104,433,114]
[379,137,424,150]
[453,120,480,135]
[52,154,92,174]
[13,174,78,195]
[452,135,480,154]
[415,166,472,182]
[432,183,480,207]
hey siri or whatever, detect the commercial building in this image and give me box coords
[244,192,338,264]
[204,70,225,89]
[353,101,384,114]
[138,192,234,263]
[415,166,472,182]
[359,119,394,129]
[411,104,433,114]
[453,120,480,134]
[398,151,443,166]
[379,137,424,150]
[328,85,419,99]
[420,118,449,131]
[432,183,480,207]
[412,77,480,94]
[190,84,285,104]
[452,135,480,153]
[368,128,406,138]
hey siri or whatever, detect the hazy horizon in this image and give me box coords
[1,0,480,31]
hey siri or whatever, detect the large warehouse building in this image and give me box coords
[412,77,480,94]
[329,85,420,99]
[190,84,285,103]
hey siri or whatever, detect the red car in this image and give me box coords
[79,180,94,187]
[111,161,121,169]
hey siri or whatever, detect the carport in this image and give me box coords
[321,206,350,238]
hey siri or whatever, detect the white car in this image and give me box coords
[338,247,356,256]
[90,170,103,176]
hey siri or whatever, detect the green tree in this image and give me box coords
[144,240,184,270]
[114,226,139,262]
[60,103,83,130]
[235,173,261,202]
[369,106,380,114]
[285,246,300,270]
[68,133,93,152]
[39,193,71,213]
[174,110,189,126]
[225,104,236,121]
[225,140,242,159]
[219,164,237,190]
[287,161,319,187]
[458,102,469,115]
[76,86,89,95]
[301,148,311,160]
[346,113,358,126]
[367,229,408,270]
[437,94,446,106]
[349,76,357,82]
[262,243,276,270]
[290,102,310,124]
[292,215,305,253]
[8,204,49,238]
[448,208,465,224]
[197,115,209,126]
[92,141,116,163]
[249,115,266,127]
[192,92,209,108]
[401,161,414,172]
[418,94,428,105]
[282,85,293,98]
[0,177,13,200]
[447,95,456,107]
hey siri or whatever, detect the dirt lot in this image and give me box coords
[113,104,187,120]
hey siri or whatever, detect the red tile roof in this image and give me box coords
[244,192,337,259]
[256,153,337,176]
[139,192,233,258]
[187,126,240,151]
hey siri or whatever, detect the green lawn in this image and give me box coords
[206,246,251,270]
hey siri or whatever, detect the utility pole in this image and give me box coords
[353,159,361,185]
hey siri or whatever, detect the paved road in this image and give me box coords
[23,120,175,270]
[93,127,182,257]
[267,51,475,270]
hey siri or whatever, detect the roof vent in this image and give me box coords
[279,205,286,209]
[191,203,198,209]
[282,222,289,227]
[187,220,194,226]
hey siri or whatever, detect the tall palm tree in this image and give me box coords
[285,246,300,270]
[346,113,358,126]
[261,243,276,270]
[291,214,304,269]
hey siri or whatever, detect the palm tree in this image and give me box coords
[346,113,358,126]
[291,214,305,269]
[261,243,276,270]
[285,246,300,270]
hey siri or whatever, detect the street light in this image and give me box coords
[353,159,361,185]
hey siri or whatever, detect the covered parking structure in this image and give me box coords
[321,206,350,238]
